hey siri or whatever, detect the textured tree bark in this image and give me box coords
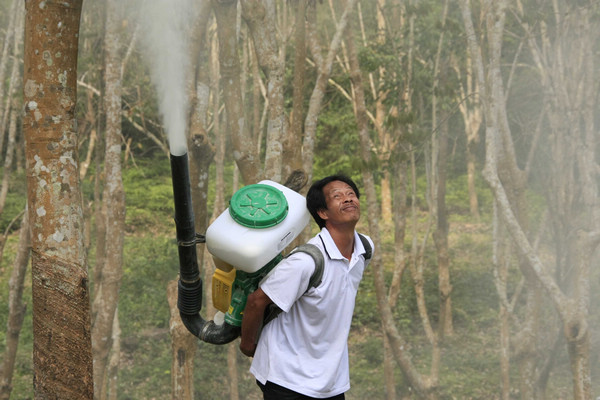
[451,46,482,221]
[283,0,307,178]
[0,210,30,400]
[242,0,286,182]
[434,117,452,337]
[372,0,393,223]
[167,281,197,400]
[92,0,125,397]
[386,153,409,398]
[23,3,93,398]
[106,309,120,400]
[212,0,261,184]
[226,344,240,400]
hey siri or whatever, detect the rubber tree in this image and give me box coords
[91,0,126,397]
[23,0,94,398]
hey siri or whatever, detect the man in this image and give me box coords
[240,175,374,399]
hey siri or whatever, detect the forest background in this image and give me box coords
[0,0,599,399]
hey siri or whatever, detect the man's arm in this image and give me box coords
[239,287,273,357]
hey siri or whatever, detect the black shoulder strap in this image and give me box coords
[358,233,372,260]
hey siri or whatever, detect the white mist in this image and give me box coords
[134,0,197,156]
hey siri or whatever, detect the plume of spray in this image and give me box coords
[134,0,197,156]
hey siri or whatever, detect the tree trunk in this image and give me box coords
[492,210,511,400]
[242,0,286,182]
[408,148,441,390]
[79,87,97,181]
[167,281,197,400]
[23,1,94,398]
[430,0,452,336]
[452,41,482,221]
[466,137,480,220]
[187,0,214,290]
[283,0,307,177]
[0,103,19,216]
[212,0,261,184]
[371,0,393,223]
[227,344,239,400]
[386,151,408,399]
[106,309,120,400]
[434,116,452,336]
[92,0,125,396]
[0,209,30,400]
[0,0,19,155]
[0,2,24,217]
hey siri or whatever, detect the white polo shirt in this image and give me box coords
[250,228,373,398]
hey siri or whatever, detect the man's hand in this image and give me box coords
[240,288,273,357]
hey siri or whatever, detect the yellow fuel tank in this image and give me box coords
[212,266,236,314]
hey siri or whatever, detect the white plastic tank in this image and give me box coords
[205,180,310,273]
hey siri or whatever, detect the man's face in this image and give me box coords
[317,180,360,228]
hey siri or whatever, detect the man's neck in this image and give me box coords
[325,223,356,260]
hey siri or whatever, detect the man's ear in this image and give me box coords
[317,208,329,221]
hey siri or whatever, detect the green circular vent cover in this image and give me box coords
[229,184,288,228]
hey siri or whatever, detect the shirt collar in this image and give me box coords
[318,227,366,261]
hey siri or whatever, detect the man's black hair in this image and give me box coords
[306,174,360,229]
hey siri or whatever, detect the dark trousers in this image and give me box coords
[257,380,345,400]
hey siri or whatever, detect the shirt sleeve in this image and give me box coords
[260,251,316,313]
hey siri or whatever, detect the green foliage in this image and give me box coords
[314,102,371,179]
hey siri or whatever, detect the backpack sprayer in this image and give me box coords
[170,152,309,344]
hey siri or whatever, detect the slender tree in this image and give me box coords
[212,0,261,184]
[284,0,307,178]
[0,209,29,400]
[167,281,196,400]
[0,0,19,155]
[91,0,126,397]
[241,0,287,182]
[0,2,24,217]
